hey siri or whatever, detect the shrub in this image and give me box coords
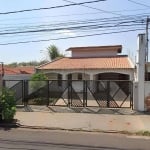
[0,88,16,121]
[30,73,48,91]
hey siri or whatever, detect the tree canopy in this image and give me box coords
[7,60,48,67]
[47,44,64,61]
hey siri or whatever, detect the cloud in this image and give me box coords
[57,29,76,36]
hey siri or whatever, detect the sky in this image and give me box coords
[0,0,150,64]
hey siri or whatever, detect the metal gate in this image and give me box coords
[86,80,133,108]
[4,80,133,108]
[51,80,132,108]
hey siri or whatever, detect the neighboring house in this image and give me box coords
[3,66,35,80]
[36,45,135,81]
[0,66,35,88]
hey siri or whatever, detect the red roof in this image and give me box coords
[37,56,134,70]
[0,66,35,75]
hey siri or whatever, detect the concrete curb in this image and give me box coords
[16,124,142,135]
[1,122,150,138]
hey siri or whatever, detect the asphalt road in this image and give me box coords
[0,128,150,150]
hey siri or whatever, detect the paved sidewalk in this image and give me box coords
[15,106,150,133]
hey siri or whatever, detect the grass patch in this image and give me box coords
[136,131,150,136]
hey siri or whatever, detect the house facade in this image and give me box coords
[0,45,135,108]
[36,45,135,81]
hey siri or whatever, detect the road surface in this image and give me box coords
[0,128,150,150]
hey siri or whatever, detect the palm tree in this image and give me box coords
[47,45,64,61]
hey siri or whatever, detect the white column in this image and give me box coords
[90,74,94,80]
[62,74,67,80]
[137,34,146,111]
[89,74,94,92]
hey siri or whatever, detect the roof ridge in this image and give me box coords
[68,55,128,59]
[36,57,65,69]
[127,56,135,68]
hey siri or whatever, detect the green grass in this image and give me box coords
[136,131,150,136]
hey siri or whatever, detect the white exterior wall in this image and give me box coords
[41,69,134,81]
[46,73,58,80]
[72,50,118,58]
[38,68,135,103]
[144,82,150,111]
[144,82,150,98]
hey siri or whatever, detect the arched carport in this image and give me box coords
[94,72,130,80]
[67,72,90,80]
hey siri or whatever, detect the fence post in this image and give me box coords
[67,80,71,107]
[47,80,49,106]
[22,80,24,105]
[83,80,87,107]
[130,81,133,110]
[24,80,28,106]
[107,81,110,107]
[2,80,5,88]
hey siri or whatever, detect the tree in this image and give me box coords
[30,73,48,91]
[47,44,63,61]
[7,60,48,67]
[0,88,16,121]
[29,73,48,105]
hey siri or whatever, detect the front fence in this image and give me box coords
[3,80,133,108]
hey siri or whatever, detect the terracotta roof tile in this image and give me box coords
[37,56,134,70]
[0,66,35,75]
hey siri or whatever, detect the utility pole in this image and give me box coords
[137,34,146,111]
[146,16,150,62]
[145,17,150,81]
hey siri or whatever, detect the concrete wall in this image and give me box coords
[3,74,32,88]
[133,82,150,111]
[3,74,32,80]
[144,82,150,111]
[144,82,150,97]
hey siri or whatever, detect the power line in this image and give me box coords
[0,28,145,45]
[0,0,106,15]
[0,14,145,31]
[0,12,147,29]
[0,21,144,35]
[62,0,121,16]
[0,12,102,22]
[1,26,144,43]
[128,0,150,8]
[0,8,149,23]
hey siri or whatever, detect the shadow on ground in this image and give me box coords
[0,119,20,131]
[16,105,149,115]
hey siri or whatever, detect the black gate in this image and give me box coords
[47,80,85,107]
[3,80,24,105]
[3,80,133,108]
[86,80,133,108]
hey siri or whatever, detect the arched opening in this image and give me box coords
[67,73,90,93]
[45,73,62,86]
[67,72,90,80]
[95,72,129,80]
[93,73,130,99]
